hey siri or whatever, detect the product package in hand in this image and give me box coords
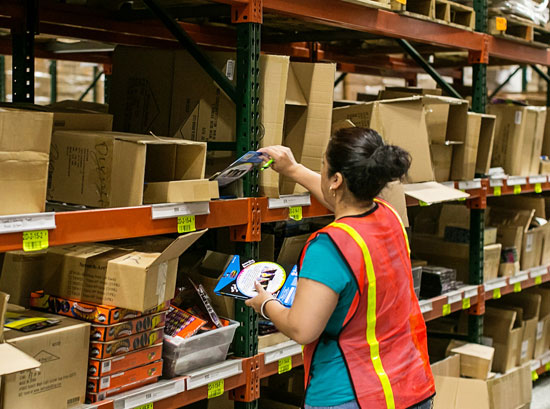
[214,255,298,307]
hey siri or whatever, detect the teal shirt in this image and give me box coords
[299,234,358,407]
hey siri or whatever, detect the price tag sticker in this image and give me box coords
[289,206,303,221]
[532,371,539,382]
[396,0,406,5]
[177,215,196,233]
[278,356,292,374]
[514,282,522,293]
[442,304,451,317]
[493,288,501,299]
[514,185,522,195]
[134,404,154,409]
[493,186,501,196]
[496,16,507,31]
[535,183,543,194]
[22,230,49,252]
[208,379,224,399]
[535,276,543,285]
[462,298,471,310]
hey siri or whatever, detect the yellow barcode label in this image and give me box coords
[22,230,49,252]
[133,403,153,409]
[535,183,542,193]
[493,288,501,299]
[442,304,451,316]
[496,16,507,31]
[208,379,224,399]
[177,215,196,233]
[289,206,302,221]
[462,298,471,310]
[514,282,522,292]
[493,186,501,196]
[546,362,550,371]
[514,185,522,195]
[535,276,542,285]
[419,200,430,207]
[532,371,539,381]
[278,357,292,374]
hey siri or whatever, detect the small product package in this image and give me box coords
[214,255,298,307]
[210,151,265,187]
[89,327,164,359]
[88,344,163,377]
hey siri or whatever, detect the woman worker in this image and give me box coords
[246,127,435,409]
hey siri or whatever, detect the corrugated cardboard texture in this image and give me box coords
[452,112,482,181]
[430,144,453,182]
[0,251,46,308]
[475,115,496,175]
[0,109,53,215]
[143,179,213,204]
[450,343,494,380]
[2,310,90,409]
[484,307,524,373]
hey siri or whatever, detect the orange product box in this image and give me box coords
[91,312,166,341]
[88,344,163,377]
[30,291,169,325]
[87,360,163,393]
[89,327,164,359]
[86,376,158,403]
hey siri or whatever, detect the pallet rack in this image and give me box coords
[2,0,550,407]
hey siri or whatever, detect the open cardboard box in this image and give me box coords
[483,307,524,373]
[527,287,550,358]
[48,131,211,207]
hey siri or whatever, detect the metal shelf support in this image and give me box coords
[11,0,38,103]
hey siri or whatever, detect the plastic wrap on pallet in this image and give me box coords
[489,0,549,25]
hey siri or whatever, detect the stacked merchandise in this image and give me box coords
[30,291,167,403]
[420,267,458,299]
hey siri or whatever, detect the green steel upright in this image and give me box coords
[469,0,488,344]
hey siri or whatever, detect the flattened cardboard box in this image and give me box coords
[42,230,206,311]
[2,309,90,409]
[48,131,206,208]
[0,109,53,215]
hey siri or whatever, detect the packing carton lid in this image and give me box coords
[285,64,308,107]
[0,292,41,376]
[403,182,469,205]
[148,229,207,268]
[450,343,495,363]
[488,207,534,234]
[55,130,206,147]
[431,354,460,377]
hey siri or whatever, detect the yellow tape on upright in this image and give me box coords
[331,222,396,409]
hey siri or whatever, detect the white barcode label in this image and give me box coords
[526,235,534,252]
[226,60,235,81]
[537,321,544,340]
[101,360,112,373]
[515,111,522,124]
[100,376,111,390]
[419,301,433,314]
[521,340,529,359]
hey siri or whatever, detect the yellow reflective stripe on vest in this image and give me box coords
[374,198,410,255]
[331,222,396,409]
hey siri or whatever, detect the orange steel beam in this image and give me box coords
[258,196,332,223]
[487,36,550,66]
[0,199,251,252]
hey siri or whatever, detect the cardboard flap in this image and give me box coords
[150,229,207,268]
[431,354,461,377]
[331,119,356,134]
[285,66,308,106]
[0,292,41,375]
[403,182,469,205]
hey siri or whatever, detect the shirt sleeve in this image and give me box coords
[299,234,353,295]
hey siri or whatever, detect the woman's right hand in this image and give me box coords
[258,145,300,178]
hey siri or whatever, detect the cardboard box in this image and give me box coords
[30,291,169,325]
[88,344,163,377]
[143,179,218,204]
[90,312,166,342]
[42,231,206,311]
[0,109,53,215]
[488,104,546,176]
[2,308,90,409]
[449,343,494,380]
[0,251,46,307]
[89,327,164,359]
[48,131,207,207]
[527,287,550,358]
[500,292,542,364]
[541,108,550,157]
[484,244,502,282]
[86,376,157,403]
[431,355,532,409]
[379,181,410,227]
[430,143,453,182]
[484,307,524,373]
[87,360,162,393]
[475,115,497,176]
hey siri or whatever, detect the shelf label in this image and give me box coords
[514,185,522,195]
[447,291,463,305]
[462,298,471,310]
[484,278,508,291]
[177,216,196,233]
[268,194,311,209]
[458,180,482,190]
[493,186,501,196]
[496,16,507,31]
[530,266,548,277]
[0,212,56,234]
[419,301,433,314]
[535,276,543,285]
[151,202,210,220]
[22,230,49,252]
[442,304,451,316]
[490,178,504,187]
[133,404,154,409]
[493,288,501,299]
[514,282,522,292]
[278,357,292,374]
[208,380,224,399]
[509,273,529,284]
[289,206,303,221]
[535,183,542,194]
[508,177,527,186]
[529,175,548,185]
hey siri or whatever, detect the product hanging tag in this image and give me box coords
[514,282,522,293]
[289,206,302,221]
[278,356,292,374]
[462,298,471,310]
[535,276,543,285]
[495,16,507,31]
[493,288,501,299]
[22,230,49,252]
[514,185,522,195]
[177,216,196,233]
[208,379,224,399]
[493,186,501,196]
[442,304,451,317]
[535,183,542,194]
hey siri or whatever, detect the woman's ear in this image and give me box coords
[331,172,344,190]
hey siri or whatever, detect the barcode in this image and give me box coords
[26,241,42,249]
[100,376,111,389]
[101,360,112,373]
[226,60,235,80]
[67,397,80,406]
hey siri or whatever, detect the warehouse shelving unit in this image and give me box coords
[2,0,550,407]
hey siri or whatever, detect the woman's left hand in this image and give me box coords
[245,282,273,314]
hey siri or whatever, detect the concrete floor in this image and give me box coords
[532,374,550,409]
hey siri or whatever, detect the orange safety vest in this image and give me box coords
[299,199,435,409]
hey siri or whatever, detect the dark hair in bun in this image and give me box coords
[326,127,411,202]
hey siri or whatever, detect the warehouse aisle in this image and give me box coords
[532,375,550,409]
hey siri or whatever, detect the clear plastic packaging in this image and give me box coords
[162,320,239,378]
[489,0,549,26]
